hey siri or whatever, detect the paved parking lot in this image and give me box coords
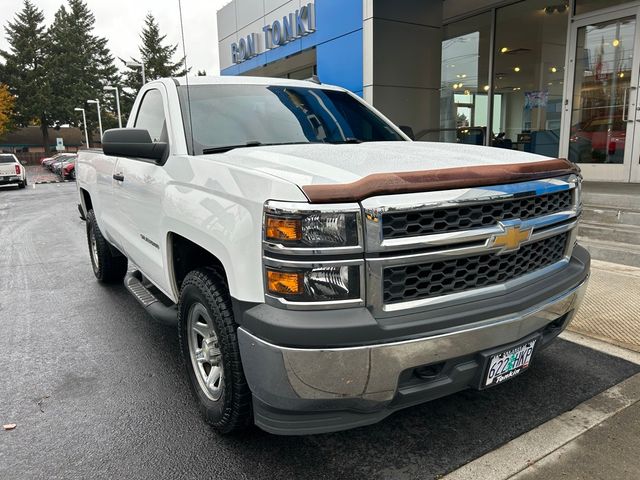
[1,183,639,480]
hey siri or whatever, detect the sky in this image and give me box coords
[0,0,232,75]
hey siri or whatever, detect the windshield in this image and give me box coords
[178,84,404,154]
[0,155,17,163]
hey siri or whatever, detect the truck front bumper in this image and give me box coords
[238,266,589,435]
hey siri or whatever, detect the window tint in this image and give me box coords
[0,155,17,163]
[134,89,168,143]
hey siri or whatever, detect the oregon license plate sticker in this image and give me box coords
[485,340,536,387]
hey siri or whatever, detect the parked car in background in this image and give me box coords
[570,116,626,163]
[40,153,63,166]
[63,161,76,180]
[0,153,27,189]
[45,154,74,170]
[52,155,77,176]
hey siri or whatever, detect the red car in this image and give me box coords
[570,116,626,162]
[62,161,75,180]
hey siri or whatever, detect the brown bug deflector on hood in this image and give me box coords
[301,158,580,204]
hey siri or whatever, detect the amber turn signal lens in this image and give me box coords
[266,270,303,295]
[265,216,302,241]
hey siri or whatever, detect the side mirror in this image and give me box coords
[399,125,415,140]
[102,128,169,164]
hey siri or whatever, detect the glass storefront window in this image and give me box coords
[575,0,631,16]
[491,0,568,156]
[438,13,491,144]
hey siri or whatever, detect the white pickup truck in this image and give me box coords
[77,76,590,435]
[0,154,27,189]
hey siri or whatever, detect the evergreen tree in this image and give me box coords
[120,13,187,123]
[46,0,119,139]
[0,0,50,149]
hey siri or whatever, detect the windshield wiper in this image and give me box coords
[202,141,322,155]
[202,141,263,154]
[327,137,363,144]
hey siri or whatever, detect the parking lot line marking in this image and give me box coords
[442,372,640,480]
[560,331,640,365]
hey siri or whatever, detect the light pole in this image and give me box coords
[126,61,146,86]
[74,107,90,149]
[87,99,103,141]
[103,86,122,128]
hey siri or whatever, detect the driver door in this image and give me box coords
[113,87,169,289]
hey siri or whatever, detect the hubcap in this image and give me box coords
[89,227,99,271]
[188,302,224,401]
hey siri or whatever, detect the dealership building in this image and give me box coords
[217,0,640,185]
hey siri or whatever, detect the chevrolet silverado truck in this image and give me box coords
[0,154,27,189]
[77,76,590,435]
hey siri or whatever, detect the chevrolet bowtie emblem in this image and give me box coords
[489,222,532,253]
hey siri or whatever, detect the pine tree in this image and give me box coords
[120,13,187,123]
[46,0,119,139]
[0,0,50,149]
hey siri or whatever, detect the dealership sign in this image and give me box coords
[231,3,316,64]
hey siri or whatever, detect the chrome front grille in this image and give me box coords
[362,175,581,315]
[381,189,573,239]
[382,232,568,304]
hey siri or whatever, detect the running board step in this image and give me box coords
[125,271,178,327]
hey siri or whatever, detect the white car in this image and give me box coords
[77,76,589,435]
[0,154,27,189]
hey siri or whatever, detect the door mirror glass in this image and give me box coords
[102,128,168,164]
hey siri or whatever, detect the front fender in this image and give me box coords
[162,157,308,303]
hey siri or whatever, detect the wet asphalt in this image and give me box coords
[1,182,638,480]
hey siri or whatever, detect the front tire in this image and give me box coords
[85,209,128,283]
[178,268,252,434]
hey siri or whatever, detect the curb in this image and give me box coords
[442,334,640,480]
[34,179,75,185]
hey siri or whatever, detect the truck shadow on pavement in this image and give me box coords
[209,338,639,479]
[3,218,636,480]
[82,282,640,480]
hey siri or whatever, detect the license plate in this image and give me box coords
[484,340,536,387]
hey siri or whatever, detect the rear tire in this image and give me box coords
[85,209,128,283]
[178,268,252,434]
[18,181,25,189]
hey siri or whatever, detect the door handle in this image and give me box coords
[623,86,637,123]
[113,173,125,182]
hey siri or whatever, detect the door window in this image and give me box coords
[134,89,168,143]
[569,16,635,164]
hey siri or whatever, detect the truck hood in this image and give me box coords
[214,141,552,187]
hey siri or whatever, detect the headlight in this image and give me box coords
[265,212,359,247]
[263,201,364,308]
[265,265,361,302]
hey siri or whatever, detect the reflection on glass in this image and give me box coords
[177,85,404,154]
[491,0,568,156]
[438,13,491,144]
[569,17,635,164]
[575,0,630,16]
